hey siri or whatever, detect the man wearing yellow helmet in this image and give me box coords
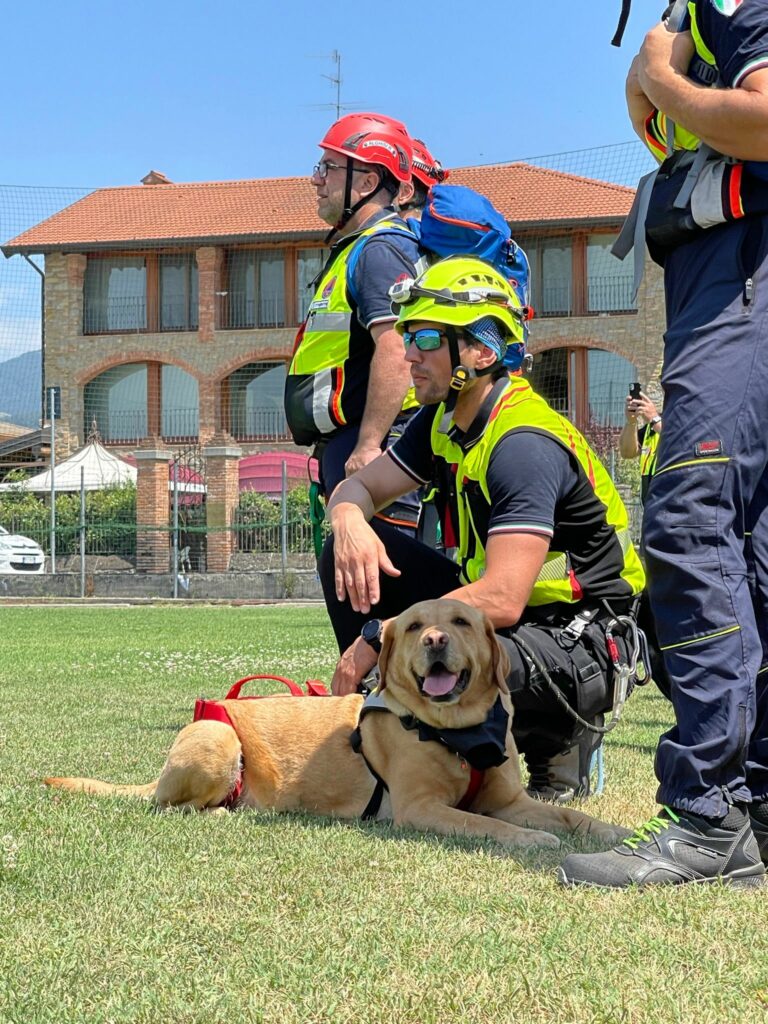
[321,256,646,802]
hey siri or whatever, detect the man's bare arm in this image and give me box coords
[626,53,656,142]
[619,418,641,460]
[345,322,411,476]
[637,23,768,160]
[438,533,551,630]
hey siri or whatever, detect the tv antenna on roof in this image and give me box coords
[306,50,362,120]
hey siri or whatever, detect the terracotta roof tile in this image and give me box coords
[2,164,634,254]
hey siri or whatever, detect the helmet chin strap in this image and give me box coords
[437,327,504,435]
[438,326,472,434]
[324,163,388,244]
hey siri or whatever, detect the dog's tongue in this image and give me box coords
[422,667,459,697]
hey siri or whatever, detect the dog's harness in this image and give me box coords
[349,691,510,820]
[193,675,330,809]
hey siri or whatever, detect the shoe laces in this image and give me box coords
[623,806,680,849]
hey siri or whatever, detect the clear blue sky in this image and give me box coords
[1,0,661,188]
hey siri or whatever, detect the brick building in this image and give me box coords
[1,164,664,570]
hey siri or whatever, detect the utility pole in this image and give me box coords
[307,50,361,119]
[322,50,343,120]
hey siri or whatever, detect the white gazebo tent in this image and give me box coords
[0,439,205,494]
[0,439,136,492]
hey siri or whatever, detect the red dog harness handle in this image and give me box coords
[193,674,331,810]
[224,675,330,700]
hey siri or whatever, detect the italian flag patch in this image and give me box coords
[712,0,744,16]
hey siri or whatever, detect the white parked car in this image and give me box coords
[0,526,45,574]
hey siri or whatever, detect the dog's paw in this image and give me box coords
[573,819,631,843]
[506,829,561,850]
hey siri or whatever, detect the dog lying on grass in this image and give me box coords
[45,599,626,850]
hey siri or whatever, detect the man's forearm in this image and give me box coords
[357,329,411,449]
[642,69,768,161]
[438,578,524,631]
[619,422,640,459]
[626,59,656,143]
[327,477,376,526]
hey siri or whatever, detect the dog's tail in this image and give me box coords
[43,776,158,799]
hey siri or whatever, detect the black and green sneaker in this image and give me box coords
[749,814,768,866]
[557,806,766,889]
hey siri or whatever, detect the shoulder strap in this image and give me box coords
[345,218,417,301]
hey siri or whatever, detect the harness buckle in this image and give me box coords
[557,607,598,652]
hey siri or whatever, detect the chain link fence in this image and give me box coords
[0,140,656,596]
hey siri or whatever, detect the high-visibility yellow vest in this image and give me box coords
[285,215,418,448]
[640,423,660,479]
[639,422,660,504]
[429,378,646,606]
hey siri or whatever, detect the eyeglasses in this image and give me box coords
[312,159,368,180]
[402,328,446,352]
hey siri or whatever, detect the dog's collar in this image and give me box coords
[398,695,509,770]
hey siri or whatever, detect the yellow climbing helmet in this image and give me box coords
[390,255,526,344]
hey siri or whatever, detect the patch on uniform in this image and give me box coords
[711,0,744,16]
[321,276,337,300]
[695,439,725,457]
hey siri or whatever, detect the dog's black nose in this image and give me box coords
[423,630,449,650]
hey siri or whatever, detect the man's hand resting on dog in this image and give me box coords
[331,634,380,695]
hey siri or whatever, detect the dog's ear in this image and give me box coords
[485,617,511,694]
[377,620,394,689]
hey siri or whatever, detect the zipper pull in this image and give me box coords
[745,278,754,304]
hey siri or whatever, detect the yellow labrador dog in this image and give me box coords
[45,599,626,850]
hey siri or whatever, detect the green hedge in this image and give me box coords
[0,481,137,555]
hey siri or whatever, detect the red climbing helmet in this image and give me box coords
[410,138,449,189]
[318,112,412,184]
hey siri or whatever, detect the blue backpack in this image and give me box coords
[414,183,531,312]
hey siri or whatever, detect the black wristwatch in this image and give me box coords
[360,619,384,655]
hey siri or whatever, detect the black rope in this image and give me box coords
[512,631,620,736]
[611,0,632,46]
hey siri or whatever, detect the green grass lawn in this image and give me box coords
[2,604,768,1024]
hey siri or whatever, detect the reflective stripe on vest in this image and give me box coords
[287,216,417,442]
[429,379,646,606]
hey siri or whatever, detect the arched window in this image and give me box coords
[84,362,200,443]
[84,363,147,442]
[162,366,199,441]
[224,361,288,440]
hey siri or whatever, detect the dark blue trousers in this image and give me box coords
[644,217,768,816]
[318,415,421,534]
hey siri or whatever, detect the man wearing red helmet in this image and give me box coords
[285,113,423,530]
[397,137,448,221]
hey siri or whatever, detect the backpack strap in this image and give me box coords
[345,218,417,306]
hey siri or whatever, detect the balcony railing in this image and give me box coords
[91,410,148,444]
[162,408,200,442]
[227,407,290,441]
[160,299,198,332]
[587,276,636,313]
[218,290,286,330]
[84,296,147,334]
[86,407,200,443]
[530,277,637,318]
[535,284,572,318]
